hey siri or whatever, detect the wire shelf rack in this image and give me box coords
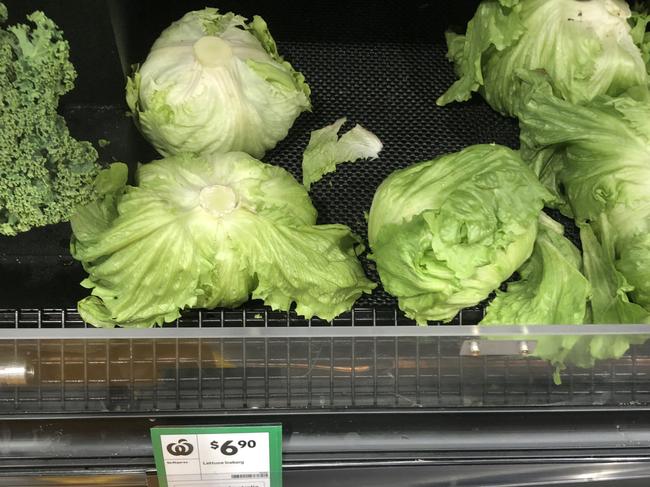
[1,308,649,414]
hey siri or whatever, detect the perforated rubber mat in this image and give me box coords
[0,38,535,313]
[0,19,542,316]
[269,41,522,307]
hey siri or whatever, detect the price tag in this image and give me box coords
[151,425,282,487]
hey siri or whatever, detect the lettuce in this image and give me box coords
[368,144,551,324]
[481,213,590,326]
[519,75,650,310]
[126,9,310,159]
[71,154,375,328]
[302,118,383,190]
[481,213,649,384]
[539,222,649,384]
[437,0,648,117]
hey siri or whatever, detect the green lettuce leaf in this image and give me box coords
[302,118,383,190]
[481,214,648,384]
[630,5,650,73]
[437,0,525,108]
[481,213,590,326]
[546,220,650,385]
[480,214,589,384]
[581,217,650,324]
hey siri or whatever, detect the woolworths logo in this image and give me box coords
[165,439,194,456]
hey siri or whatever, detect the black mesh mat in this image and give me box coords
[267,41,521,307]
[0,5,561,317]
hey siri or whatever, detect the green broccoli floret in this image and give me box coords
[0,4,99,236]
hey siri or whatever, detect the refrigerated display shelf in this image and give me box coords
[1,307,649,414]
[2,3,650,485]
[3,412,650,486]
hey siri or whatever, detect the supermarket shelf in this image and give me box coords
[2,412,650,485]
[3,326,650,339]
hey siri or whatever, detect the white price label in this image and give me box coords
[152,426,282,487]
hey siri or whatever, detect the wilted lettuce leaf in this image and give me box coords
[302,118,383,190]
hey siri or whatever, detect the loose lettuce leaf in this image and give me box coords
[437,0,525,108]
[302,118,383,190]
[481,213,590,325]
[481,214,590,384]
[581,217,650,324]
[618,233,650,308]
[544,220,650,385]
[368,144,551,324]
[71,153,375,328]
[481,214,649,385]
[438,0,648,117]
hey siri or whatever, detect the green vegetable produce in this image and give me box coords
[481,213,590,326]
[519,75,650,310]
[480,214,588,384]
[481,213,649,384]
[631,7,650,72]
[302,118,383,190]
[540,222,649,384]
[0,4,99,236]
[127,9,311,159]
[368,144,551,324]
[437,0,648,117]
[580,218,650,324]
[71,153,375,328]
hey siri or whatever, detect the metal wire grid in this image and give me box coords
[1,336,649,414]
[0,307,490,329]
[1,308,650,413]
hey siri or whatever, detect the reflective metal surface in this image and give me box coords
[2,463,650,487]
[0,472,147,486]
[1,335,649,414]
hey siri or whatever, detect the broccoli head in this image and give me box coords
[0,4,99,236]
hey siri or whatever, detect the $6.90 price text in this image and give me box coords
[210,439,257,456]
